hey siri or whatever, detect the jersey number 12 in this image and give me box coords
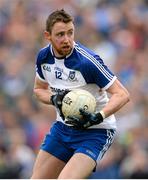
[55,71,62,79]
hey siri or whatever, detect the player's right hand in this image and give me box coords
[50,90,70,120]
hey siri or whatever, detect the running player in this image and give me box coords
[31,9,130,179]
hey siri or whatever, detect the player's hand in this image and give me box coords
[50,90,70,119]
[65,108,104,129]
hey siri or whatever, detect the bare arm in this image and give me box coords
[33,76,53,104]
[101,79,130,118]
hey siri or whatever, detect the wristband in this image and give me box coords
[99,110,106,119]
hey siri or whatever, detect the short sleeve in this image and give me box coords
[35,51,46,82]
[82,55,117,89]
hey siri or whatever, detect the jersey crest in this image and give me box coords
[68,71,76,81]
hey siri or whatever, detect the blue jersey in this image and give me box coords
[35,42,117,129]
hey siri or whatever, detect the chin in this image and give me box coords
[64,49,72,55]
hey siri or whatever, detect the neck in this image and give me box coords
[54,55,66,59]
[51,48,66,59]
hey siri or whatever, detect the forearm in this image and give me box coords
[101,92,130,118]
[34,88,53,105]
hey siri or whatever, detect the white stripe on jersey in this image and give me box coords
[75,44,113,81]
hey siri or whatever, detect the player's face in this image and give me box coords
[45,21,74,58]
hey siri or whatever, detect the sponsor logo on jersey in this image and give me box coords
[43,64,51,72]
[51,87,69,93]
[54,67,63,72]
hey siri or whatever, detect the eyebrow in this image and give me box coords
[55,28,74,34]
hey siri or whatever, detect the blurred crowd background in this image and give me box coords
[0,0,148,178]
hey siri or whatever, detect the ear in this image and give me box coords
[44,31,51,41]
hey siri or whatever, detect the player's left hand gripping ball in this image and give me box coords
[50,90,70,120]
[65,108,104,129]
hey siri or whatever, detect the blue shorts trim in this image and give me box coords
[41,121,116,164]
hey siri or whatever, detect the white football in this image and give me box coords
[62,89,96,118]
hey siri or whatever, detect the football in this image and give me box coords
[62,89,96,118]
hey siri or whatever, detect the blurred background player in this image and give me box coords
[31,9,130,179]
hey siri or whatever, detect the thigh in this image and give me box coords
[58,153,96,179]
[58,128,116,179]
[31,150,66,179]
